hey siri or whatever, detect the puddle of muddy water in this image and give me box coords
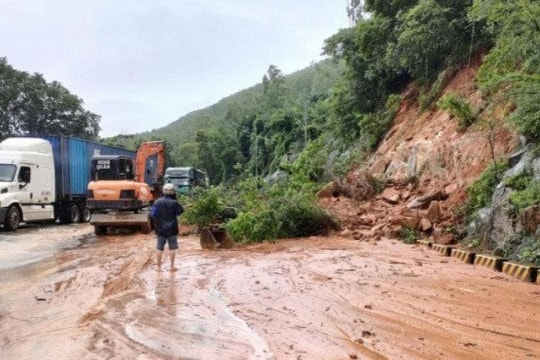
[0,223,94,271]
[134,263,273,359]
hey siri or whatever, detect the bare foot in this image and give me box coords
[170,267,178,272]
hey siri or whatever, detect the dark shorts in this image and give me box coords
[156,235,178,251]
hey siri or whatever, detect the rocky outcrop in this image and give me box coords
[467,146,540,257]
[322,56,521,248]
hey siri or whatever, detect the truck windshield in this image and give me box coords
[166,177,190,186]
[166,169,190,177]
[0,164,16,182]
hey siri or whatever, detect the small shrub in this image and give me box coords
[509,180,540,211]
[516,235,540,266]
[504,172,532,191]
[465,160,508,220]
[225,191,338,244]
[437,93,476,131]
[400,227,417,244]
[181,187,224,227]
[225,210,278,243]
[419,67,457,112]
[276,198,338,238]
[366,174,386,194]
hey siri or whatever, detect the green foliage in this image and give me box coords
[516,235,540,266]
[504,172,532,191]
[121,59,344,184]
[504,169,540,214]
[278,199,337,238]
[507,79,540,144]
[172,142,199,168]
[364,0,417,18]
[359,94,402,150]
[418,66,458,112]
[465,160,508,219]
[0,57,100,140]
[181,187,224,228]
[471,1,540,141]
[332,144,368,180]
[509,180,540,211]
[226,210,279,243]
[437,93,476,130]
[218,177,338,243]
[387,0,473,85]
[286,137,328,184]
[400,227,418,244]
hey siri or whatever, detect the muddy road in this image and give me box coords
[0,223,538,359]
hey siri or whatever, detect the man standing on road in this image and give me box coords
[150,183,184,271]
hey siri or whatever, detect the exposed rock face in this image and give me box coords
[521,205,540,234]
[467,145,540,256]
[323,55,521,246]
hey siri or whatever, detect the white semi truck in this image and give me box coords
[0,136,135,231]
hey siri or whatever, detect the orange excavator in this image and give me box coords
[87,141,165,235]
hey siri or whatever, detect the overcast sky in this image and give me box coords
[0,1,348,137]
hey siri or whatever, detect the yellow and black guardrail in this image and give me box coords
[451,248,475,264]
[473,254,506,272]
[431,243,455,257]
[414,240,539,284]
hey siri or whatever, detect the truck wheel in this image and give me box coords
[69,204,81,223]
[94,225,107,235]
[4,206,21,231]
[80,206,91,223]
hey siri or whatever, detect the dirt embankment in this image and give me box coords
[322,55,519,246]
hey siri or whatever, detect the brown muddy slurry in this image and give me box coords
[0,223,539,359]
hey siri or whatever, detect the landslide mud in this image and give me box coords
[0,225,539,359]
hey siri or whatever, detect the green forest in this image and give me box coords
[1,0,539,243]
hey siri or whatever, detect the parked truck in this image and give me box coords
[0,136,135,231]
[164,166,208,194]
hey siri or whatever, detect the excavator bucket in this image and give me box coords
[200,227,235,250]
[90,212,152,235]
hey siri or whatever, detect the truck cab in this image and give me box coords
[164,167,208,195]
[0,138,56,230]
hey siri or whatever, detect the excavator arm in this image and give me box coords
[135,141,165,186]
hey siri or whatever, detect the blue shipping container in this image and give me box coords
[40,135,136,199]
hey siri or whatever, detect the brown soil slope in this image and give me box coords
[323,56,518,244]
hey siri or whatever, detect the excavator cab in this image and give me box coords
[90,155,135,181]
[87,141,165,235]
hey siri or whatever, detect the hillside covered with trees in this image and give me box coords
[104,0,540,186]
